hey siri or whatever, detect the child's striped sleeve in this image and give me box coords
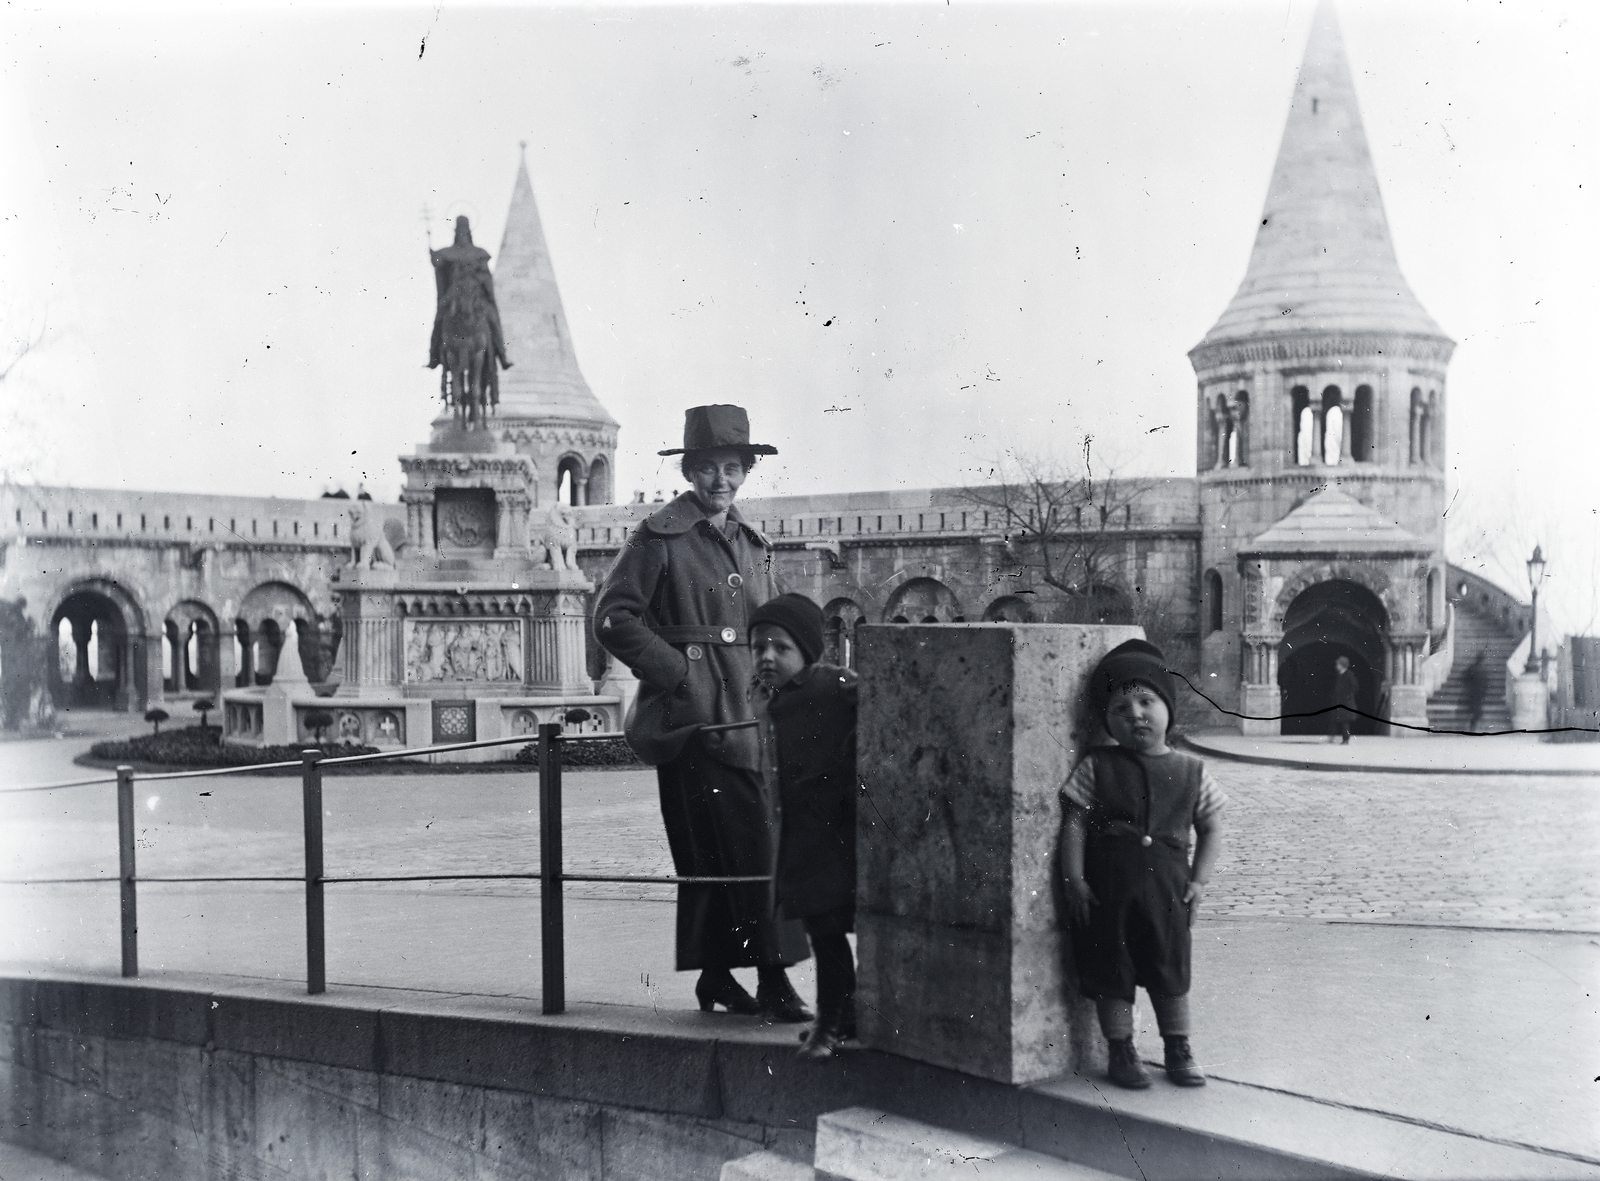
[1060,757,1097,810]
[1195,767,1229,821]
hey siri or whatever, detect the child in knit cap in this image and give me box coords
[748,594,859,1061]
[1060,638,1227,1088]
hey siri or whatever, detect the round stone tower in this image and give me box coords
[1190,2,1454,736]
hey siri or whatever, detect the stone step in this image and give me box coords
[722,1149,817,1181]
[812,1107,1128,1181]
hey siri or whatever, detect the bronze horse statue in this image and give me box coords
[428,216,511,429]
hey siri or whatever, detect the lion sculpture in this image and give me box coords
[532,503,578,571]
[348,505,402,569]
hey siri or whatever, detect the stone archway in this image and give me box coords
[1277,579,1388,735]
[823,598,864,667]
[884,577,963,624]
[983,595,1037,623]
[165,600,221,696]
[49,584,143,711]
[237,582,325,684]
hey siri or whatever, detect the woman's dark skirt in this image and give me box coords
[656,738,810,971]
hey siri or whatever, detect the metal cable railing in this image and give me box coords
[2,719,762,1015]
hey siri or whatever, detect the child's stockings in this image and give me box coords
[1095,992,1190,1040]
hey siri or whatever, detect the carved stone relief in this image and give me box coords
[404,619,524,684]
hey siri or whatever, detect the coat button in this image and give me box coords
[686,645,704,661]
[720,627,738,644]
[728,573,744,589]
[1140,835,1153,847]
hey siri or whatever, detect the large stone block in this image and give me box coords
[855,623,1141,1085]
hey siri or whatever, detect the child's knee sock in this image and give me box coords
[1150,993,1191,1037]
[1095,997,1134,1041]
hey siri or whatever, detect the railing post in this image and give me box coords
[116,766,138,978]
[538,723,565,1015]
[301,749,326,995]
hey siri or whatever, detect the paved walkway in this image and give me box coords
[1183,728,1600,775]
[3,725,1598,1171]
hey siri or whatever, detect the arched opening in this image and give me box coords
[556,455,588,507]
[165,601,220,695]
[1203,569,1224,635]
[883,577,963,624]
[983,595,1036,623]
[1426,568,1442,634]
[1291,386,1314,466]
[1350,385,1374,461]
[254,619,284,685]
[823,598,864,668]
[49,588,132,710]
[1321,386,1344,465]
[238,582,327,682]
[586,455,612,506]
[1277,579,1388,736]
[1229,392,1249,467]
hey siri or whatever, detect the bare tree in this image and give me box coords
[958,437,1146,624]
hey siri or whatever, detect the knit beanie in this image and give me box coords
[1088,638,1176,728]
[748,594,825,665]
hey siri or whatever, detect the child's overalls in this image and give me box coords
[1072,747,1201,1000]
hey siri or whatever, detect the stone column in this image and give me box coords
[1387,631,1429,736]
[855,622,1142,1086]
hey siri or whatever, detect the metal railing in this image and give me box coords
[3,720,761,1016]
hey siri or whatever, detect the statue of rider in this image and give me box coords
[428,216,511,373]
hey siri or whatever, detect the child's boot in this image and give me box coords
[1163,1036,1206,1086]
[1106,1038,1151,1089]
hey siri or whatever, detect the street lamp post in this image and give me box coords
[1524,545,1546,674]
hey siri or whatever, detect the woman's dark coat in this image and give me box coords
[593,492,779,769]
[593,491,808,970]
[760,663,859,919]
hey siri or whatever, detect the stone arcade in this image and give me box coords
[0,8,1538,742]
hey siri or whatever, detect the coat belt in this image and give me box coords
[652,625,747,645]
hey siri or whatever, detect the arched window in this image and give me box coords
[1409,388,1424,464]
[1214,395,1232,469]
[1421,391,1437,465]
[1204,569,1224,635]
[1321,386,1344,465]
[1230,391,1249,467]
[1350,385,1374,461]
[556,456,588,506]
[1426,568,1440,631]
[586,456,612,505]
[1291,386,1313,466]
[1203,398,1220,469]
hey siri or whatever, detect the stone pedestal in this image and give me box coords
[1511,672,1549,732]
[1240,682,1282,736]
[855,622,1142,1085]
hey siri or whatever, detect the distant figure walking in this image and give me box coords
[1331,655,1359,744]
[1464,652,1487,734]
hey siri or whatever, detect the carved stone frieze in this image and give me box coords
[1189,332,1455,373]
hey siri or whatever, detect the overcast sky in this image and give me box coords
[2,0,1596,634]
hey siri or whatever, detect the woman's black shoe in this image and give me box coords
[755,971,814,1024]
[695,970,760,1015]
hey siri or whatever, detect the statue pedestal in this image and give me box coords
[855,622,1143,1085]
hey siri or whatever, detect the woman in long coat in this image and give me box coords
[593,405,811,1019]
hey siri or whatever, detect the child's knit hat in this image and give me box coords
[748,594,825,665]
[1089,638,1176,726]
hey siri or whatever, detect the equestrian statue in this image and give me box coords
[428,216,512,429]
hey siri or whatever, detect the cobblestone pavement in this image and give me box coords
[4,757,1597,930]
[1200,763,1600,930]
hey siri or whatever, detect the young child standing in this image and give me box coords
[748,594,859,1062]
[1061,639,1227,1089]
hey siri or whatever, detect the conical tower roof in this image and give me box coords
[493,150,617,426]
[1194,2,1447,351]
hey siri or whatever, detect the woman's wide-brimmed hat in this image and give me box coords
[658,404,779,457]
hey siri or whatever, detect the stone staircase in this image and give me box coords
[1426,600,1520,733]
[722,1108,1129,1181]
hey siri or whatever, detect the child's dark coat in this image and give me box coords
[761,663,858,921]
